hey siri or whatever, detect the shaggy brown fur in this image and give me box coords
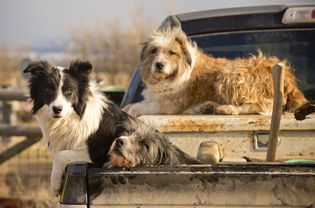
[125,27,308,116]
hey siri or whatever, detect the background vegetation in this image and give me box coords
[0,7,156,207]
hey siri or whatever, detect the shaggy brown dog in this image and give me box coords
[126,27,308,116]
[104,120,200,168]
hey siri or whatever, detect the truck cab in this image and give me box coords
[60,4,315,207]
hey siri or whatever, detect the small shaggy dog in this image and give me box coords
[24,60,198,195]
[105,120,200,168]
[126,27,308,116]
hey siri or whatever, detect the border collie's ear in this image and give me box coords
[69,60,93,76]
[23,60,50,74]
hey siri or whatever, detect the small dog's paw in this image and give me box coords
[103,161,113,169]
[215,105,239,115]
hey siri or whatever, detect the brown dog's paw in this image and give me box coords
[126,104,143,117]
[215,105,239,115]
[294,101,315,121]
[182,108,197,115]
[183,101,218,115]
[122,104,132,112]
[199,105,216,114]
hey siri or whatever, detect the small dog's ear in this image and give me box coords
[69,60,93,76]
[23,60,50,74]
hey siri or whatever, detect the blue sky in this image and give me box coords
[0,0,313,49]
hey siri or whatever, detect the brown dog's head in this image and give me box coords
[140,27,197,89]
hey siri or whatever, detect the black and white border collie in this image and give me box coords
[24,60,131,195]
[24,60,199,196]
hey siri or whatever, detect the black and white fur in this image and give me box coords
[24,60,135,195]
[24,60,199,196]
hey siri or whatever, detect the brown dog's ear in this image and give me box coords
[140,42,148,61]
[23,60,51,74]
[68,60,93,76]
[175,37,192,66]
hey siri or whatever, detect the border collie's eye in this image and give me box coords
[64,89,73,96]
[169,50,177,55]
[151,48,157,54]
[46,88,53,94]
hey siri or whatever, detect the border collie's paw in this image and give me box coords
[50,174,62,196]
[50,158,63,196]
[50,151,66,196]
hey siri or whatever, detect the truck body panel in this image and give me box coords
[59,4,315,207]
[140,114,315,161]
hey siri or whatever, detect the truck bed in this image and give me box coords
[60,114,315,207]
[140,114,315,162]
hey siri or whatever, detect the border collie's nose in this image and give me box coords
[155,62,164,72]
[115,138,125,147]
[53,106,63,114]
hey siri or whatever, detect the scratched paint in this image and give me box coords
[140,114,315,133]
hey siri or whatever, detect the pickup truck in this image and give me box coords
[59,4,315,208]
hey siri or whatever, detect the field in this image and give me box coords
[0,140,56,208]
[0,8,156,207]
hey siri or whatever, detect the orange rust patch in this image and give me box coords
[141,114,315,133]
[250,117,271,127]
[159,119,224,132]
[241,139,248,143]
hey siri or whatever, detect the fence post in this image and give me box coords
[0,137,41,164]
[1,101,12,144]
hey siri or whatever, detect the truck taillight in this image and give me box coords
[282,7,315,24]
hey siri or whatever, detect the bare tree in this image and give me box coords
[67,5,156,87]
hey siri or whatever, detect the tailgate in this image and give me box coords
[60,163,315,207]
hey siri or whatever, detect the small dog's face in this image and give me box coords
[107,133,150,168]
[24,60,93,119]
[105,119,200,168]
[140,27,195,86]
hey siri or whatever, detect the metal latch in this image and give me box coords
[253,132,281,152]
